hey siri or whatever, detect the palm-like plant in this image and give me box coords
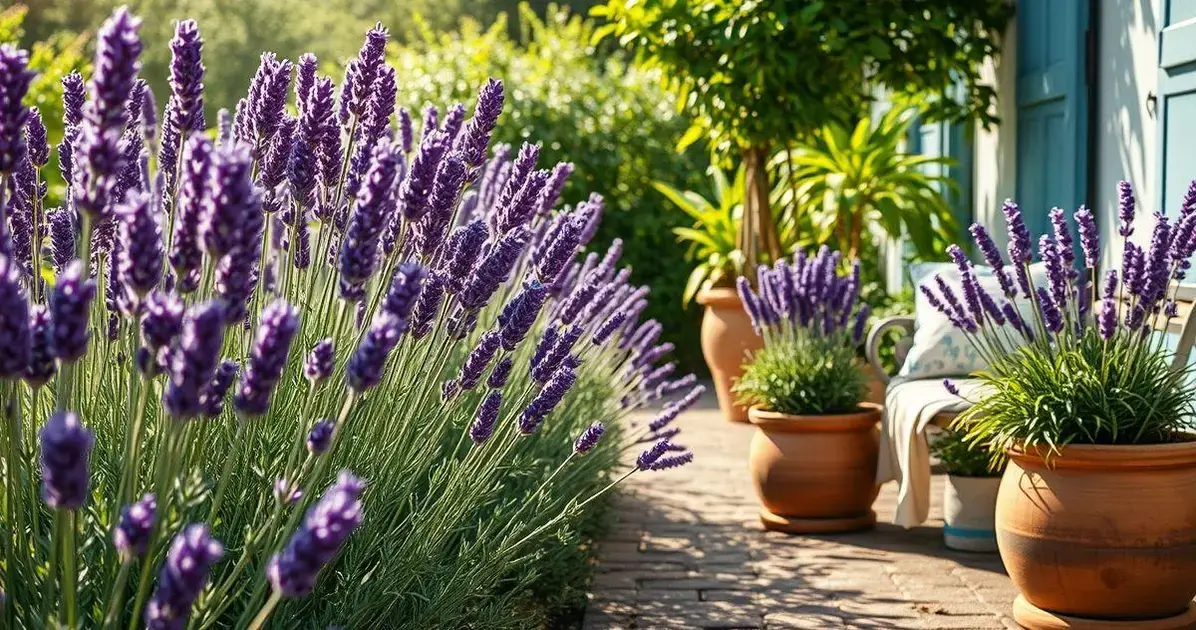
[654,165,746,305]
[776,105,960,262]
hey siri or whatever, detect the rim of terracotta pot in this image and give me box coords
[747,403,882,433]
[1007,435,1196,471]
[696,287,742,308]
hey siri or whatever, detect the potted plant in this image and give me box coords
[929,429,1004,552]
[930,188,1196,628]
[655,166,764,422]
[733,246,877,533]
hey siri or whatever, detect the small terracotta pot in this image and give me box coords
[747,404,881,533]
[943,475,999,552]
[697,288,763,423]
[998,439,1196,628]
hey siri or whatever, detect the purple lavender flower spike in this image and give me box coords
[943,379,960,397]
[852,305,870,343]
[117,190,164,301]
[399,130,448,222]
[49,262,94,363]
[382,262,425,320]
[409,271,446,339]
[167,19,205,138]
[45,209,73,274]
[0,45,35,174]
[304,339,335,385]
[532,325,582,383]
[61,71,85,127]
[499,280,548,351]
[213,249,258,326]
[458,227,529,310]
[295,53,317,109]
[1036,287,1064,334]
[1123,241,1145,297]
[344,24,388,123]
[1049,207,1075,270]
[234,300,300,416]
[414,151,468,257]
[247,53,293,150]
[309,77,341,191]
[573,422,606,455]
[307,420,334,455]
[0,255,28,379]
[201,143,259,259]
[593,310,629,345]
[440,103,466,144]
[339,141,400,294]
[421,105,439,138]
[487,357,513,389]
[518,363,577,434]
[454,79,505,170]
[398,107,414,154]
[199,359,238,418]
[1074,206,1099,268]
[169,136,211,290]
[137,292,184,376]
[1141,214,1172,307]
[470,390,503,445]
[348,313,404,391]
[25,108,48,167]
[39,410,94,509]
[1001,301,1032,340]
[1097,298,1118,340]
[646,386,703,432]
[144,524,223,628]
[268,471,365,598]
[636,439,672,470]
[537,162,573,216]
[458,330,502,390]
[115,493,156,561]
[1002,200,1031,263]
[1040,235,1070,308]
[163,301,227,419]
[24,306,54,387]
[1118,181,1136,237]
[444,220,489,294]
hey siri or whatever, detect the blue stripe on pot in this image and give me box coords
[943,524,997,539]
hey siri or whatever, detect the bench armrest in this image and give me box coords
[865,315,915,385]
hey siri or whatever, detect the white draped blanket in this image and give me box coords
[876,377,983,528]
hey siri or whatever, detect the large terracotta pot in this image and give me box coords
[697,288,764,423]
[747,404,881,534]
[998,440,1196,629]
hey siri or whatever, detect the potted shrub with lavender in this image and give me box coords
[0,8,701,628]
[929,429,1003,552]
[936,189,1196,628]
[733,246,877,534]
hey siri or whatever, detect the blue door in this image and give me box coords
[1158,1,1196,215]
[1015,0,1089,235]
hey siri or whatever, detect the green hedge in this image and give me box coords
[391,4,709,373]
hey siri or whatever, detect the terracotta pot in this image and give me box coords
[997,440,1196,628]
[697,288,764,423]
[747,404,881,533]
[942,475,999,552]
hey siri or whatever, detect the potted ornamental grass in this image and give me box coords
[734,246,877,534]
[929,429,1004,552]
[935,187,1196,628]
[0,8,702,628]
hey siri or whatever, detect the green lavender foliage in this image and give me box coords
[930,429,1003,478]
[734,337,866,416]
[958,331,1194,457]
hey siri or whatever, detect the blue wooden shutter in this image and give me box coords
[1158,1,1196,215]
[1015,0,1089,234]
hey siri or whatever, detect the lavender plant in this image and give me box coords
[0,8,701,628]
[733,246,871,415]
[935,187,1196,457]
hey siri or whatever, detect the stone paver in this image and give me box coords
[583,392,1019,630]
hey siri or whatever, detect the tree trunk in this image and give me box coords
[739,145,781,284]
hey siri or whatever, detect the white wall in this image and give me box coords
[1094,0,1162,267]
[971,19,1020,250]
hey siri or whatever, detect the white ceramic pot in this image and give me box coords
[942,474,1000,552]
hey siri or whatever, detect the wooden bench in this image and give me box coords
[864,285,1196,428]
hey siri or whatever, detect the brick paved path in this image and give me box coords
[584,394,1019,630]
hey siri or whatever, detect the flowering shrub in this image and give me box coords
[0,7,701,628]
[934,186,1196,456]
[733,246,871,416]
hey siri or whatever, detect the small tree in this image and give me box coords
[594,0,1012,277]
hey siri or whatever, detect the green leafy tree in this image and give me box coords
[392,3,708,371]
[594,0,1012,277]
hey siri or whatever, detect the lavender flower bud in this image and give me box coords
[458,330,501,390]
[49,261,94,362]
[381,262,424,321]
[1098,298,1118,340]
[340,141,400,294]
[592,310,629,346]
[636,439,672,470]
[414,152,467,257]
[344,24,388,122]
[198,360,238,418]
[163,301,227,419]
[532,324,582,383]
[1002,200,1031,264]
[115,493,156,561]
[25,108,48,167]
[348,313,404,391]
[443,220,488,294]
[399,130,448,222]
[459,227,529,310]
[137,292,184,376]
[518,363,577,435]
[22,305,54,387]
[573,422,606,455]
[1118,181,1136,237]
[0,45,35,173]
[1073,206,1100,268]
[470,390,503,445]
[268,471,365,598]
[453,79,504,169]
[234,300,300,416]
[117,190,164,299]
[39,411,94,509]
[488,357,513,389]
[499,280,548,351]
[307,420,334,455]
[398,107,414,153]
[410,271,446,339]
[649,452,694,471]
[304,339,335,385]
[167,19,205,139]
[144,525,223,628]
[1036,287,1064,334]
[201,143,259,259]
[61,71,85,128]
[48,209,75,273]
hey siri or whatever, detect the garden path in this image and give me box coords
[583,391,1018,630]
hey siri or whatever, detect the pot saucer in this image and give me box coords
[758,508,875,534]
[1013,595,1196,629]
